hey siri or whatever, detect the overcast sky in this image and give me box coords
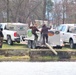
[52,0,61,3]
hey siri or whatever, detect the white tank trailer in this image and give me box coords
[25,28,64,49]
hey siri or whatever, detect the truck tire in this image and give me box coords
[31,41,36,49]
[69,39,75,49]
[28,40,32,48]
[7,36,13,45]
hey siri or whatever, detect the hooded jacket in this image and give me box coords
[41,25,51,35]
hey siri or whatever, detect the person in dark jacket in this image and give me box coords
[0,28,3,37]
[0,28,4,48]
[30,24,39,40]
[41,24,51,45]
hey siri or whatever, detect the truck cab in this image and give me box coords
[0,23,28,45]
[57,24,76,48]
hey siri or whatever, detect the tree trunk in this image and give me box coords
[7,0,10,22]
[43,0,46,21]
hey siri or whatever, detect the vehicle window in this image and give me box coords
[61,26,66,32]
[69,27,76,33]
[9,27,14,30]
[17,26,25,30]
[67,27,70,32]
[57,25,66,32]
[6,25,25,31]
[4,26,9,30]
[0,24,2,28]
[57,25,62,30]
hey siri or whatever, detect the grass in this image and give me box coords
[2,41,27,49]
[0,39,75,50]
[37,56,59,61]
[1,41,76,50]
[62,45,76,50]
[0,55,30,61]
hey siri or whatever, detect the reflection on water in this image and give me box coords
[0,62,76,75]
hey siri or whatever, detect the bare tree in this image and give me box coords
[52,1,62,25]
[52,0,76,25]
[0,0,53,24]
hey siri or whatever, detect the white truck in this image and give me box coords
[57,24,76,49]
[25,28,64,49]
[0,23,28,45]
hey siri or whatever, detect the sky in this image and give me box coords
[52,0,61,3]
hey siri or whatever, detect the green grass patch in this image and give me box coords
[0,55,30,61]
[39,56,59,61]
[30,56,59,61]
[71,56,76,60]
[1,41,76,50]
[2,41,27,49]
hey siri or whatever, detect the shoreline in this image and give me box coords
[0,48,76,61]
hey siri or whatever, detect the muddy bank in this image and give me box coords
[0,49,76,61]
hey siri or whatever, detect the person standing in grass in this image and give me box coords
[41,24,51,45]
[0,28,4,48]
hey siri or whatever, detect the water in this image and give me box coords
[0,62,76,75]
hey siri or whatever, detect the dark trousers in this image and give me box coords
[0,37,3,48]
[33,33,38,40]
[43,34,48,45]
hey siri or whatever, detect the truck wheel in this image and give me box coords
[31,41,36,49]
[69,40,75,49]
[28,40,32,48]
[7,36,13,45]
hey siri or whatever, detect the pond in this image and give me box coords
[0,62,76,75]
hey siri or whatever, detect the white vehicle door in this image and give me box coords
[60,25,71,42]
[58,25,68,42]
